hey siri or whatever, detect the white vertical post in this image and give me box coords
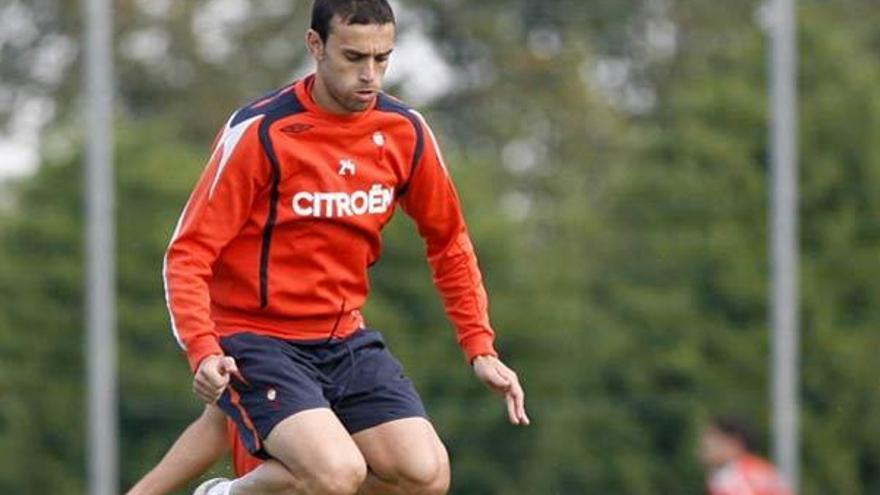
[769,0,799,491]
[83,0,117,493]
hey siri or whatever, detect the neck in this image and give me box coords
[310,74,351,115]
[723,451,748,466]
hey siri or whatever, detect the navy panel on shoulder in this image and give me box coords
[376,93,425,193]
[232,84,300,126]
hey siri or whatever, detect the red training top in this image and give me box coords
[164,75,497,371]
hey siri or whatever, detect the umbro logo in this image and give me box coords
[338,159,356,176]
[281,123,314,135]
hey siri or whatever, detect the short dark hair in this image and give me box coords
[710,415,756,451]
[310,0,396,43]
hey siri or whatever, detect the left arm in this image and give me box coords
[126,405,229,495]
[400,113,529,425]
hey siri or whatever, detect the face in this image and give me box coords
[699,426,742,469]
[307,16,395,113]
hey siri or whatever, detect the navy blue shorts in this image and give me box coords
[216,328,427,458]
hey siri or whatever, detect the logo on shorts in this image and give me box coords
[266,388,277,401]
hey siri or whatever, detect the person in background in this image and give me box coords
[700,415,794,495]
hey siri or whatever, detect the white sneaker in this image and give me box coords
[193,477,232,495]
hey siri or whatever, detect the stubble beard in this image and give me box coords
[328,82,370,113]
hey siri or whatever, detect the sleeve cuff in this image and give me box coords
[460,332,498,363]
[186,334,223,373]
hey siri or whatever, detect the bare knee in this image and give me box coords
[355,418,451,495]
[430,457,451,495]
[409,453,450,495]
[263,410,369,495]
[308,457,367,495]
[381,449,450,495]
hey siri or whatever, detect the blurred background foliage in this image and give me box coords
[1,0,879,493]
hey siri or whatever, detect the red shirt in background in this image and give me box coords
[708,454,794,495]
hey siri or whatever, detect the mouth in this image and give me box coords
[354,89,377,101]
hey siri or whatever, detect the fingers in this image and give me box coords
[473,356,511,391]
[505,391,518,424]
[476,357,529,426]
[498,366,528,425]
[193,378,221,403]
[192,372,220,403]
[193,355,233,404]
[494,361,530,425]
[219,356,246,384]
[219,356,238,375]
[194,374,226,403]
[485,364,511,390]
[506,378,530,426]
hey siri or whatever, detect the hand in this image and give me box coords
[193,355,239,404]
[472,355,530,426]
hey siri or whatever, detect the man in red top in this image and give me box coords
[700,416,794,495]
[163,0,528,494]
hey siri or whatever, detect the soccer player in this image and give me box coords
[700,416,794,495]
[162,0,529,494]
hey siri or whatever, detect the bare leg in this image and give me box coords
[353,418,450,495]
[229,408,367,495]
[225,459,297,494]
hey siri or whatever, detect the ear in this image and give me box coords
[306,29,325,60]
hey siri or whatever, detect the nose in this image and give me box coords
[359,60,377,84]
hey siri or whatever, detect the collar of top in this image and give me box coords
[295,74,377,124]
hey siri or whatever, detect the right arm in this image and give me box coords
[126,405,228,495]
[164,114,268,381]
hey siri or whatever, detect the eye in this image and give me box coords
[344,52,364,62]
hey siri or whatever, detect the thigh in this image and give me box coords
[264,408,366,486]
[351,417,449,484]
